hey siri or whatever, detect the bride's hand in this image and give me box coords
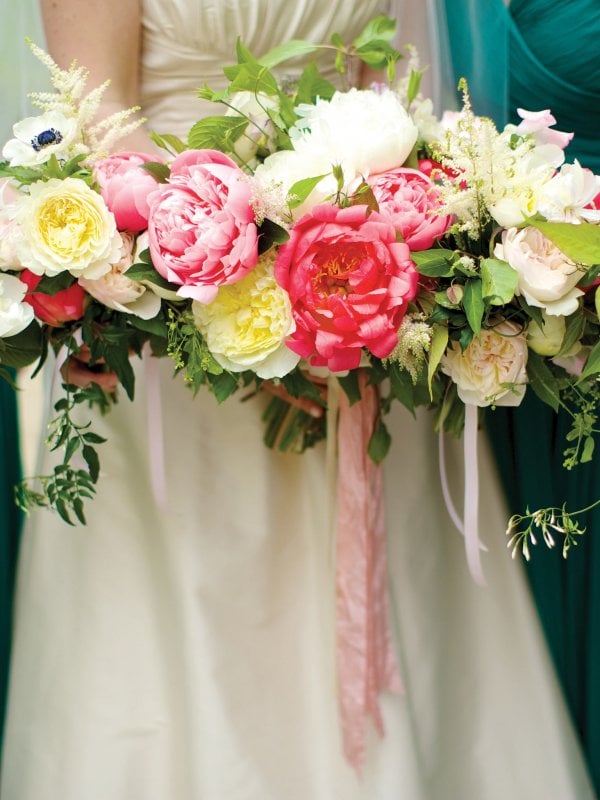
[60,345,119,393]
[262,374,328,418]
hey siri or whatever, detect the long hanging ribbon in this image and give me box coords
[335,371,403,771]
[144,343,168,513]
[438,403,486,586]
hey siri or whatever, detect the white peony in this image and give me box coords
[290,88,418,178]
[2,111,82,167]
[495,227,584,316]
[0,274,34,337]
[15,177,122,280]
[192,251,300,379]
[441,320,528,407]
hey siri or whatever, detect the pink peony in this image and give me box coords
[368,167,452,251]
[21,268,86,326]
[274,204,417,372]
[94,152,162,232]
[147,149,258,302]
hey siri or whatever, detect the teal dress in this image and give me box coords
[444,0,600,791]
[0,385,21,745]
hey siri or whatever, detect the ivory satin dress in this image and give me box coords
[1,1,595,798]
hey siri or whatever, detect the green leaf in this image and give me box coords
[353,15,396,47]
[295,62,336,104]
[406,69,423,105]
[527,351,560,412]
[281,369,324,405]
[228,62,280,96]
[337,371,361,406]
[463,279,484,334]
[128,313,169,338]
[555,312,584,359]
[208,371,239,403]
[582,436,596,463]
[579,339,600,382]
[103,347,135,401]
[259,39,320,68]
[355,41,399,70]
[527,219,600,266]
[187,116,248,151]
[34,271,77,295]
[82,444,100,482]
[149,131,187,155]
[287,173,328,209]
[141,161,171,183]
[388,363,415,416]
[0,321,43,368]
[480,258,518,305]
[124,263,178,292]
[257,218,290,255]
[411,249,455,277]
[64,436,81,462]
[350,181,379,214]
[368,418,392,464]
[428,324,449,398]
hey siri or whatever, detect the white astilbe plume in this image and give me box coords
[383,313,432,383]
[26,39,145,162]
[432,86,559,237]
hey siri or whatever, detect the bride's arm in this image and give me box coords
[41,0,153,153]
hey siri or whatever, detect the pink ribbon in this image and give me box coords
[335,372,403,771]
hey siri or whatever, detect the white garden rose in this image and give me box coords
[526,311,565,356]
[290,88,418,177]
[441,320,528,407]
[15,177,122,280]
[2,111,82,167]
[192,251,300,379]
[225,91,279,166]
[494,226,584,316]
[0,274,34,337]
[79,233,161,319]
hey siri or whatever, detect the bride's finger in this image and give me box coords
[262,380,325,418]
[61,356,119,393]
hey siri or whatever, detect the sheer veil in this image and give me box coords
[390,0,457,113]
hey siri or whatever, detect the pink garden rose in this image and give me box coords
[274,204,417,372]
[147,149,258,302]
[94,152,161,232]
[21,268,85,327]
[368,167,452,250]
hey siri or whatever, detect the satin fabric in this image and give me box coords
[1,2,595,797]
[444,0,600,791]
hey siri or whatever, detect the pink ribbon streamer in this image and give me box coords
[144,344,168,512]
[438,403,486,586]
[335,372,403,771]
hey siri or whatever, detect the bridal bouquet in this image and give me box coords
[1,18,600,551]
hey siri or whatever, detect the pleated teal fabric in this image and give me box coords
[444,0,600,791]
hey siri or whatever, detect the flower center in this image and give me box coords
[313,244,364,295]
[31,128,63,152]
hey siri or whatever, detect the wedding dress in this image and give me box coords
[1,1,595,798]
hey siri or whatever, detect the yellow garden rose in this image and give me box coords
[192,252,300,379]
[16,177,122,279]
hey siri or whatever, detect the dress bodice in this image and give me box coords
[508,0,600,170]
[140,0,389,138]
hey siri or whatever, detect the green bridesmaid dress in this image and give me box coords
[444,0,600,791]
